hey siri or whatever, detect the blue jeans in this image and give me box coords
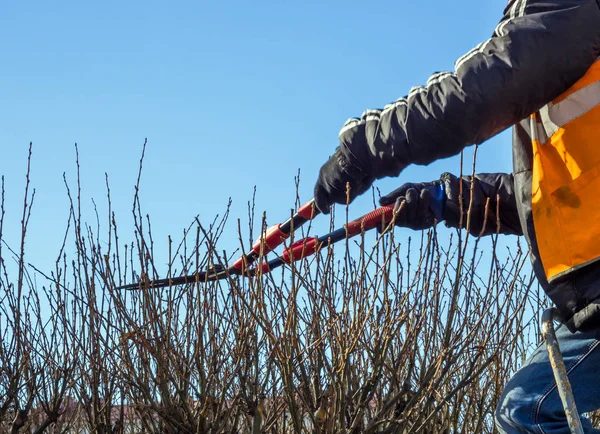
[496,323,600,433]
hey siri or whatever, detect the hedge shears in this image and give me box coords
[117,199,396,290]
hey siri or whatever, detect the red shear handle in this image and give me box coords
[252,224,290,254]
[253,200,318,254]
[297,200,318,220]
[232,224,290,270]
[344,205,395,237]
[282,237,320,263]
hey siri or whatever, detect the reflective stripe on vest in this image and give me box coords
[531,59,600,282]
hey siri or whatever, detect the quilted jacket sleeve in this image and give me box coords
[339,0,600,178]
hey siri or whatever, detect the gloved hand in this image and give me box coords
[379,180,446,230]
[313,147,375,214]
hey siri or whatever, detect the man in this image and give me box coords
[312,0,600,432]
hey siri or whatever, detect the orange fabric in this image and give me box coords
[532,60,600,281]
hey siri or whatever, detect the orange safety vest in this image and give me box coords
[531,59,600,282]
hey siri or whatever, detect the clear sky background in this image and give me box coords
[0,0,516,278]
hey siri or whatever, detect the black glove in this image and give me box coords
[379,180,446,230]
[313,147,375,214]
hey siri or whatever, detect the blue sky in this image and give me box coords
[0,0,515,277]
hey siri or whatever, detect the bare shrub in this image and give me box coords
[1,143,590,433]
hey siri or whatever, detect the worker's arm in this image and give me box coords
[342,0,600,175]
[441,172,522,236]
[380,173,522,236]
[315,0,600,213]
